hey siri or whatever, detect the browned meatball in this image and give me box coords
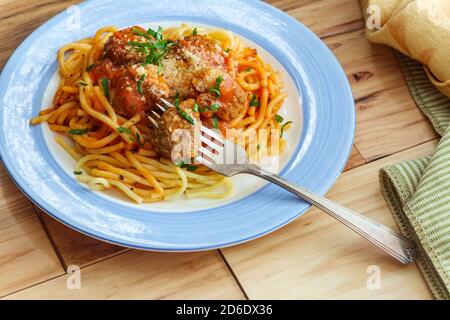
[149,99,201,161]
[111,64,170,118]
[161,35,227,98]
[196,74,246,123]
[88,59,126,88]
[177,35,226,68]
[111,74,146,118]
[103,26,148,65]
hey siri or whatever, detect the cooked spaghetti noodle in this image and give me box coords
[30,24,289,204]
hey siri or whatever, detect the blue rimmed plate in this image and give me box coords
[0,0,354,251]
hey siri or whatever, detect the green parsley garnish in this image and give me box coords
[193,102,199,112]
[183,164,198,172]
[192,28,198,36]
[117,127,132,134]
[147,26,164,41]
[208,75,224,97]
[129,26,174,71]
[175,161,198,172]
[176,106,196,125]
[212,115,219,129]
[249,94,260,107]
[101,78,110,100]
[86,64,95,72]
[136,132,144,147]
[137,74,145,95]
[225,48,230,53]
[175,160,185,167]
[68,129,88,135]
[245,67,252,72]
[131,27,152,40]
[280,121,293,138]
[78,81,88,86]
[173,95,195,125]
[73,171,83,175]
[209,103,220,111]
[172,90,181,107]
[275,114,284,123]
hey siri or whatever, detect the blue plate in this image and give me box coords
[0,0,354,251]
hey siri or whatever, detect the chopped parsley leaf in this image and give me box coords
[117,127,132,134]
[68,129,88,135]
[208,75,224,97]
[175,160,185,167]
[183,164,198,172]
[73,171,83,175]
[175,161,198,172]
[280,121,293,138]
[136,132,144,147]
[101,78,110,100]
[275,114,284,123]
[176,107,195,125]
[129,26,173,71]
[193,102,199,112]
[137,74,145,95]
[86,64,95,72]
[209,103,220,111]
[78,81,88,86]
[249,94,260,107]
[192,27,198,36]
[212,115,219,129]
[209,88,221,97]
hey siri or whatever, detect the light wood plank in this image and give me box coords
[0,0,82,70]
[288,0,364,38]
[344,145,366,171]
[325,29,405,100]
[324,29,438,161]
[6,250,245,300]
[37,209,128,268]
[221,140,438,299]
[0,164,64,297]
[354,85,438,161]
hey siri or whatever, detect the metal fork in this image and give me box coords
[153,98,416,264]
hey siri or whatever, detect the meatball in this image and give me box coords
[103,26,149,65]
[178,35,226,68]
[111,64,170,118]
[111,74,146,118]
[128,64,170,105]
[196,74,246,123]
[149,99,201,161]
[161,35,227,98]
[88,59,125,88]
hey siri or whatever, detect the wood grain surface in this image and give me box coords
[0,0,437,299]
[221,141,437,299]
[0,164,63,298]
[6,250,245,300]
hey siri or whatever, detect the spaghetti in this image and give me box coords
[30,24,289,204]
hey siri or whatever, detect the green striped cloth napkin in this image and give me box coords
[379,53,450,300]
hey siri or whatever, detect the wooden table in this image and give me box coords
[0,0,436,299]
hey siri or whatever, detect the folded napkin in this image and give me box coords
[360,0,450,97]
[359,0,450,299]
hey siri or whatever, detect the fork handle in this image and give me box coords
[245,166,416,264]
